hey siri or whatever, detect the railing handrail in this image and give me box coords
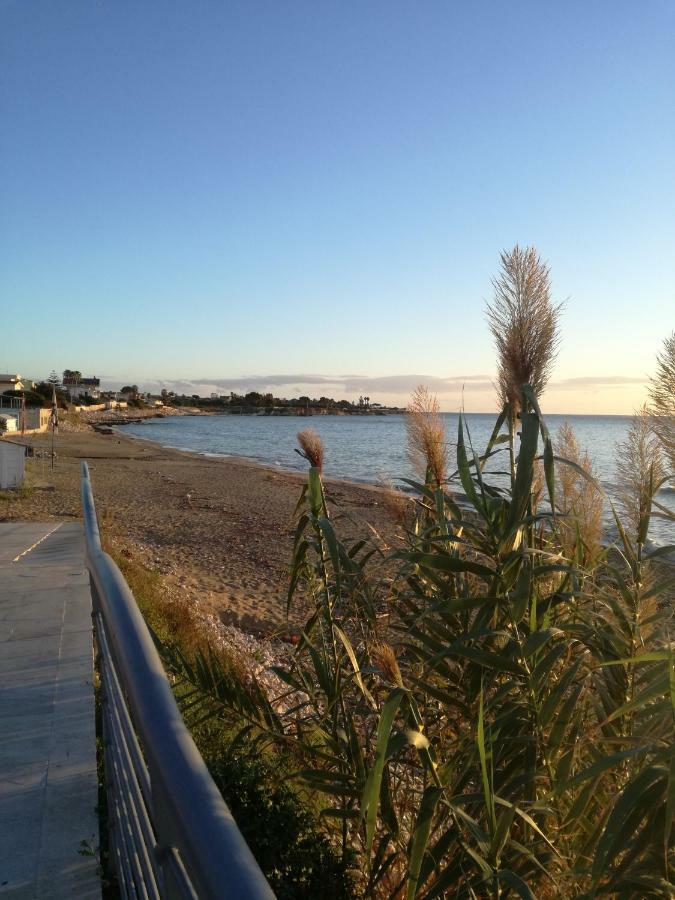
[81,461,275,899]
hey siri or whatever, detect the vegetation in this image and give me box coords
[108,543,355,898]
[125,246,673,897]
[161,389,395,413]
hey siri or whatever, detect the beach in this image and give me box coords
[2,424,399,634]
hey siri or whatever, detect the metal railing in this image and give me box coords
[81,461,275,900]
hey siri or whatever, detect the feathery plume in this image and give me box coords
[616,406,663,535]
[406,385,447,487]
[371,643,403,687]
[648,331,675,472]
[555,422,603,562]
[486,245,562,413]
[296,428,324,471]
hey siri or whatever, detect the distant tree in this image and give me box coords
[48,370,61,386]
[62,369,81,382]
[33,381,68,408]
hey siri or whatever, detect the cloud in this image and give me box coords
[118,373,496,397]
[101,372,649,403]
[549,375,649,390]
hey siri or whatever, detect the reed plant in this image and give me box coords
[648,331,675,472]
[153,250,674,898]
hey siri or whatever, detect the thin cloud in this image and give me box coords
[126,374,496,396]
[102,372,648,399]
[550,375,649,390]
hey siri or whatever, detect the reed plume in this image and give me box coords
[377,476,410,526]
[296,428,324,471]
[406,385,447,486]
[616,406,663,535]
[486,245,562,412]
[554,421,603,561]
[371,642,404,687]
[648,330,675,471]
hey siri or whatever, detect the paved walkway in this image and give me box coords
[0,523,100,899]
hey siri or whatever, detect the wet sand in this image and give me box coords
[1,427,399,633]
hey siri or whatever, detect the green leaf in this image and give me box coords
[361,687,406,858]
[506,411,539,532]
[543,435,555,513]
[477,686,496,832]
[334,623,376,708]
[408,551,495,581]
[307,465,324,517]
[457,415,482,513]
[495,870,536,899]
[406,786,443,900]
[592,765,666,884]
[318,515,342,597]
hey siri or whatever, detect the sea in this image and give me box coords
[120,413,674,548]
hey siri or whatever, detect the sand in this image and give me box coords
[1,425,399,633]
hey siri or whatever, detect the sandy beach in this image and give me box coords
[1,421,399,634]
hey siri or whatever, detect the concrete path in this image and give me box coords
[0,522,100,899]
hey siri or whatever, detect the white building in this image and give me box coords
[0,374,25,393]
[0,440,25,489]
[0,414,18,433]
[63,375,101,401]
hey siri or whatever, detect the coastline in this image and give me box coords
[3,427,402,634]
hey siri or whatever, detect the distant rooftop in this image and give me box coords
[63,376,100,386]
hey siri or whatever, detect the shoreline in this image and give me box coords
[3,428,403,635]
[114,422,409,496]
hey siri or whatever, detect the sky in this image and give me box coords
[1,1,673,414]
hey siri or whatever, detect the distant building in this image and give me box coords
[63,375,101,401]
[0,414,18,432]
[0,374,25,393]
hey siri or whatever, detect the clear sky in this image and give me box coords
[1,1,673,413]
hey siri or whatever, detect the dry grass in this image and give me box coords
[296,428,325,471]
[487,245,562,412]
[616,406,664,534]
[555,422,603,562]
[648,330,675,471]
[406,385,447,487]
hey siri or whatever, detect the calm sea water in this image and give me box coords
[121,413,673,546]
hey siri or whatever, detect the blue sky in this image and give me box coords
[1,1,673,412]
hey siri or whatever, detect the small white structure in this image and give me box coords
[0,441,26,489]
[0,414,18,432]
[0,374,24,393]
[63,375,101,401]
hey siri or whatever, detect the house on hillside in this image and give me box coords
[62,375,101,401]
[0,374,25,393]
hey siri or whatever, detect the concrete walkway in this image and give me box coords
[0,523,100,899]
